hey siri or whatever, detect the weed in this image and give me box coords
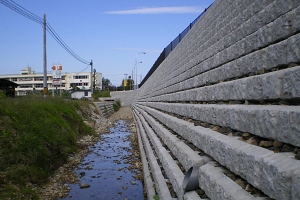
[113,100,121,111]
[0,95,94,198]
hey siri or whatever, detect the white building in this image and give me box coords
[0,67,102,96]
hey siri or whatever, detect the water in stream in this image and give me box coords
[62,120,144,200]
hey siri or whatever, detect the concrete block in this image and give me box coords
[262,70,284,99]
[292,169,300,200]
[205,133,234,167]
[261,154,300,199]
[256,22,273,49]
[135,114,172,200]
[138,105,300,199]
[290,6,300,33]
[199,164,255,200]
[236,145,273,188]
[273,12,294,43]
[231,78,247,100]
[183,191,201,200]
[287,33,300,64]
[282,65,300,98]
[148,102,300,148]
[245,74,263,100]
[268,36,288,68]
[277,106,300,146]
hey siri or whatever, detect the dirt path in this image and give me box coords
[37,106,141,199]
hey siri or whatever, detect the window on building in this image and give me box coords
[19,78,32,81]
[73,75,88,79]
[34,77,43,81]
[75,82,88,86]
[19,84,32,88]
[84,91,88,96]
[11,78,17,81]
[35,84,43,88]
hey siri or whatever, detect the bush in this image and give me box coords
[113,100,121,111]
[0,96,94,198]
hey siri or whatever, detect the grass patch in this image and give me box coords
[113,100,121,111]
[0,95,94,198]
[92,90,111,98]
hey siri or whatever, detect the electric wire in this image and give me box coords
[0,0,42,24]
[0,0,90,65]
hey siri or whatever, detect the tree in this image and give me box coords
[102,77,111,90]
[122,76,134,91]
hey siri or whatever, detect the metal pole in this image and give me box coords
[131,70,133,90]
[43,14,48,97]
[135,52,146,89]
[90,60,93,95]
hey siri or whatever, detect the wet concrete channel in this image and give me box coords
[62,120,144,200]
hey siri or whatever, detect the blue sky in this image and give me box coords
[0,0,214,86]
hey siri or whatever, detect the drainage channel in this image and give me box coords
[62,120,144,200]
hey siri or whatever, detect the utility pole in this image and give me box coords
[90,60,93,95]
[43,14,48,97]
[93,68,96,92]
[131,70,133,90]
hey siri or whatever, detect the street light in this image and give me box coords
[135,52,146,89]
[134,61,142,89]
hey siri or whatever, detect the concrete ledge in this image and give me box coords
[199,164,255,200]
[133,113,156,200]
[144,66,300,102]
[135,106,205,171]
[146,33,300,99]
[136,109,185,199]
[142,102,300,146]
[136,104,300,199]
[134,111,172,200]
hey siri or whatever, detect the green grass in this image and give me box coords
[0,95,94,199]
[92,90,111,98]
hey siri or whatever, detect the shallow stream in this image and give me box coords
[62,120,144,199]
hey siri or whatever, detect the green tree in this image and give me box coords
[121,76,134,91]
[102,77,111,90]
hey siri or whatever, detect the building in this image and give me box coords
[0,79,19,97]
[0,67,102,96]
[71,90,92,99]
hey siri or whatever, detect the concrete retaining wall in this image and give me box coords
[94,101,114,118]
[110,90,137,106]
[130,0,300,199]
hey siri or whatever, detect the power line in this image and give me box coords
[0,0,42,24]
[0,0,90,65]
[46,24,90,65]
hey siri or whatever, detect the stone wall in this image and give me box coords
[110,90,137,107]
[132,0,300,199]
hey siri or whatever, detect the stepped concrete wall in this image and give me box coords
[94,101,114,118]
[130,0,300,199]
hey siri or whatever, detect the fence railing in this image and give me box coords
[139,5,212,88]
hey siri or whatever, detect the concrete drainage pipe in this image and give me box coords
[182,164,201,192]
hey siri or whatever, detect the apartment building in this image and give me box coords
[0,67,102,96]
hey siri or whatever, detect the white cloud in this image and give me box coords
[105,6,204,14]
